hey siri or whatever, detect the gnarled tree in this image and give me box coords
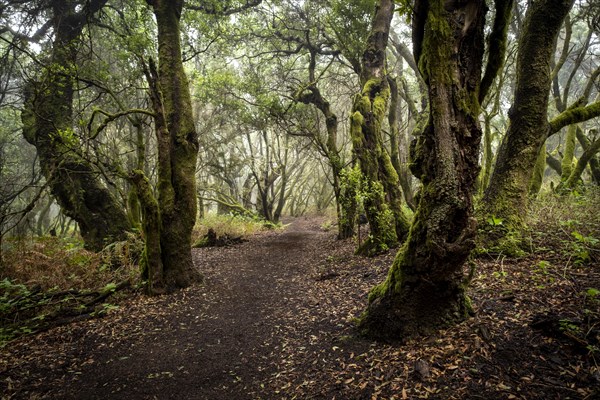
[19,0,131,251]
[350,0,410,256]
[358,0,511,339]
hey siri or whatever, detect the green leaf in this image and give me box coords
[103,282,117,292]
[571,231,584,241]
[487,216,503,226]
[586,288,600,298]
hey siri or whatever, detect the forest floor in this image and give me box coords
[1,216,599,400]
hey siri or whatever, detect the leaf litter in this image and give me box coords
[0,216,598,399]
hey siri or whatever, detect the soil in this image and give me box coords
[1,216,599,399]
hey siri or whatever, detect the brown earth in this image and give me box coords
[1,216,599,399]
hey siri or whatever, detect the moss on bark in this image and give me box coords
[560,125,577,181]
[21,1,130,252]
[480,0,573,252]
[358,0,486,340]
[529,142,546,197]
[352,79,400,256]
[147,0,202,290]
[563,137,600,190]
[130,170,164,294]
[350,0,410,255]
[549,101,600,134]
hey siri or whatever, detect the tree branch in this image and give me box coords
[88,108,156,140]
[479,0,513,104]
[548,100,600,136]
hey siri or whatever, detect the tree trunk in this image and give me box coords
[388,76,416,211]
[296,75,355,239]
[351,0,409,256]
[546,152,563,176]
[563,137,600,189]
[478,113,495,195]
[21,0,130,251]
[338,165,360,239]
[146,0,201,289]
[358,0,487,340]
[130,170,164,294]
[35,197,53,236]
[528,142,546,196]
[576,127,600,184]
[480,0,574,250]
[560,124,577,182]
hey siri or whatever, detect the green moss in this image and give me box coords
[368,280,387,303]
[418,0,452,84]
[362,78,381,97]
[127,188,142,229]
[549,101,600,135]
[355,93,372,114]
[560,125,577,181]
[351,110,365,129]
[456,87,480,118]
[372,85,389,119]
[529,142,546,197]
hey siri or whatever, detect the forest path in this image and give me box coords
[2,217,372,400]
[3,216,599,399]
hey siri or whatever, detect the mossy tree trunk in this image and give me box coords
[560,124,577,182]
[146,0,201,290]
[576,127,600,185]
[528,142,546,196]
[127,120,147,230]
[481,0,574,248]
[21,0,131,252]
[351,0,410,256]
[358,0,492,340]
[388,75,416,211]
[129,170,163,294]
[478,113,495,195]
[296,47,356,239]
[562,136,600,190]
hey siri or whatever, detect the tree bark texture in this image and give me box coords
[147,0,201,289]
[563,136,600,189]
[21,0,130,251]
[481,0,573,248]
[130,170,164,294]
[528,142,546,197]
[576,127,600,185]
[478,113,495,195]
[351,0,410,256]
[388,76,416,211]
[358,0,487,340]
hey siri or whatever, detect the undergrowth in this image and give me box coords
[526,187,600,265]
[193,213,279,244]
[0,235,140,346]
[491,188,600,359]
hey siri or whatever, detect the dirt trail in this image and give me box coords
[2,217,352,400]
[4,217,598,399]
